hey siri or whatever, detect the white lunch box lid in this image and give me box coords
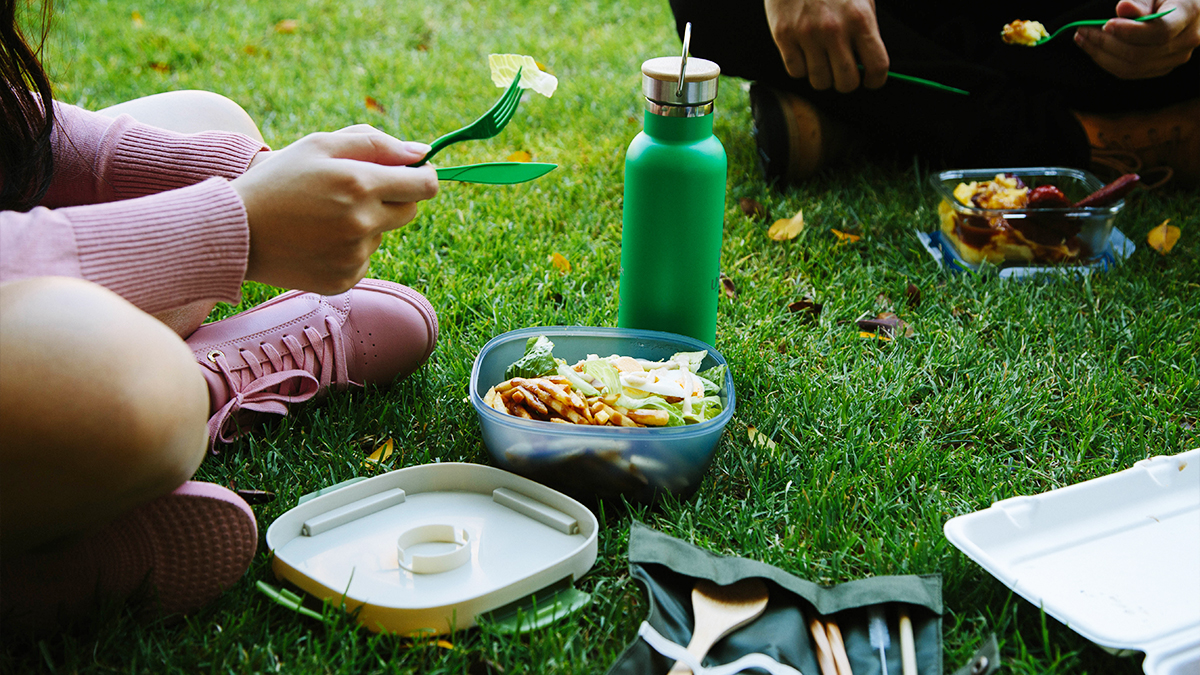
[265,462,599,635]
[945,448,1200,674]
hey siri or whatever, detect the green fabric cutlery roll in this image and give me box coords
[606,521,944,674]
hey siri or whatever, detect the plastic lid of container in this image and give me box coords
[944,449,1200,674]
[265,463,598,635]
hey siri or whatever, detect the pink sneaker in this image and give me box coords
[0,481,257,629]
[187,279,438,445]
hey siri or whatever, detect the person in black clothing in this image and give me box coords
[668,0,1200,188]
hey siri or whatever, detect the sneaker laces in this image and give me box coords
[206,315,352,446]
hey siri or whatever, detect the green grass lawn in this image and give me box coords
[6,0,1198,672]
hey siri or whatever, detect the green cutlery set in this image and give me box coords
[421,67,558,185]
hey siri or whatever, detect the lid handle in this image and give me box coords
[676,22,692,98]
[397,524,471,574]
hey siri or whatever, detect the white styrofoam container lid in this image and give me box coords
[265,463,599,635]
[945,449,1200,674]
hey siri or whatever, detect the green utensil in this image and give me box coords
[435,162,557,184]
[413,67,523,167]
[857,64,970,96]
[1035,8,1175,44]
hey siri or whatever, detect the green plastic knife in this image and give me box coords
[435,162,557,184]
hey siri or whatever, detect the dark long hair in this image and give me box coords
[1,0,54,212]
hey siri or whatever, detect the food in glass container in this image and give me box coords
[937,172,1139,266]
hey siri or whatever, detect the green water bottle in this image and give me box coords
[617,32,726,347]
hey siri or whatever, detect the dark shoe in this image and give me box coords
[749,84,851,187]
[1074,97,1200,190]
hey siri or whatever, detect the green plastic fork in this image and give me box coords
[412,67,523,167]
[1035,8,1174,44]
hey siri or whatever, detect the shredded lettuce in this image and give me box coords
[583,358,622,395]
[697,364,726,393]
[695,375,721,396]
[670,350,707,372]
[685,395,724,424]
[616,394,686,426]
[505,335,558,378]
[556,362,600,396]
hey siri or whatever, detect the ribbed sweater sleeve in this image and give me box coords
[2,101,267,314]
[2,178,249,314]
[43,101,266,206]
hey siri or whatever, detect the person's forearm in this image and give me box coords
[42,102,266,208]
[2,178,249,314]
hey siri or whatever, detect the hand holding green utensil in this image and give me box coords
[1030,7,1175,45]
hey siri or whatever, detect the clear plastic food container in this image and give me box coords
[469,326,736,504]
[931,167,1125,267]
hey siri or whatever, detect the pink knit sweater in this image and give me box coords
[0,102,266,314]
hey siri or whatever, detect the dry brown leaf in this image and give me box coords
[720,273,738,299]
[551,252,571,273]
[831,228,860,244]
[1147,219,1180,254]
[905,282,922,307]
[131,11,145,27]
[363,438,394,468]
[506,150,532,162]
[787,297,822,319]
[148,62,170,73]
[274,19,298,33]
[769,210,804,241]
[364,96,385,114]
[856,312,914,339]
[739,198,768,221]
[243,44,259,55]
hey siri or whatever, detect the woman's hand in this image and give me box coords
[764,0,890,92]
[231,125,438,294]
[1075,0,1200,79]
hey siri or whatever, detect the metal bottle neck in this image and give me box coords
[645,99,715,118]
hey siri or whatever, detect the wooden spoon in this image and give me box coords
[666,578,770,675]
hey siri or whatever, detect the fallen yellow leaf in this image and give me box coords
[274,19,298,33]
[551,252,571,273]
[747,427,777,451]
[364,96,385,114]
[831,228,860,244]
[859,331,892,341]
[1147,219,1180,254]
[363,438,394,468]
[768,209,804,241]
[131,11,145,27]
[506,150,531,162]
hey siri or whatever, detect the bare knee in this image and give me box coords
[98,90,263,142]
[0,278,210,553]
